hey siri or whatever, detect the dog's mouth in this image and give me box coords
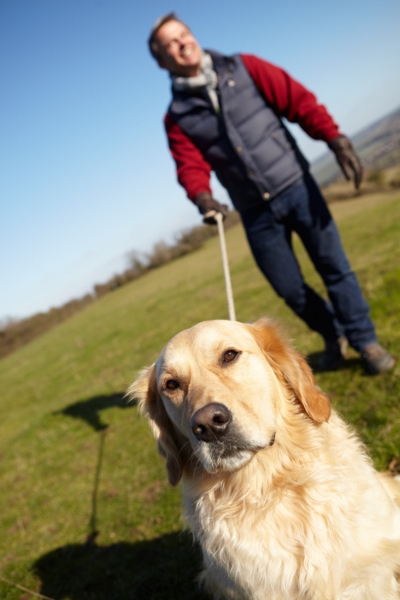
[194,434,275,474]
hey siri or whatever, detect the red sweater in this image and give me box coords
[165,54,341,201]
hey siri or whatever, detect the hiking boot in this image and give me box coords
[361,343,396,375]
[317,336,348,371]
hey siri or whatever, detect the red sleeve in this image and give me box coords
[240,54,342,142]
[164,112,212,201]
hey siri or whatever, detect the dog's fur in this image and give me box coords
[129,318,400,599]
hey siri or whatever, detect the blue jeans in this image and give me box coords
[240,174,376,352]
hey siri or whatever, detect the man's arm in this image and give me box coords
[164,112,213,199]
[164,113,228,222]
[241,54,341,141]
[241,54,362,188]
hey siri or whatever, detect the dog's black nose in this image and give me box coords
[191,403,232,442]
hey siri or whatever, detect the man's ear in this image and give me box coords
[248,317,331,424]
[127,365,183,486]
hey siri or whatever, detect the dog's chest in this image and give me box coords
[186,493,304,599]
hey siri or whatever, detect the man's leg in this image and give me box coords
[240,197,343,342]
[289,174,376,352]
[289,174,394,374]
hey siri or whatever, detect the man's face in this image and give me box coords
[154,20,202,77]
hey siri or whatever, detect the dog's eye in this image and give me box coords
[165,379,179,390]
[223,350,239,363]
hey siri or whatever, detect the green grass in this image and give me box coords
[0,190,399,600]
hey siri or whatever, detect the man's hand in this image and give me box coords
[328,136,363,190]
[194,192,229,225]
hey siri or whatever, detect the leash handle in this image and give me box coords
[214,212,236,321]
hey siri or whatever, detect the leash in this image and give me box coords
[205,211,236,321]
[0,573,55,600]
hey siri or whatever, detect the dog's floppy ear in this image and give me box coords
[249,317,331,424]
[127,365,183,486]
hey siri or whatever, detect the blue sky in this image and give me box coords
[1,0,399,321]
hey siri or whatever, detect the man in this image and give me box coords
[148,13,395,375]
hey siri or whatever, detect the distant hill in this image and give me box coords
[311,106,400,186]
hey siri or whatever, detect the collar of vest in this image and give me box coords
[205,49,236,74]
[169,50,238,115]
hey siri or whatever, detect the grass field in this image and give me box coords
[0,189,399,600]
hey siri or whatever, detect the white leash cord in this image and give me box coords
[215,212,236,321]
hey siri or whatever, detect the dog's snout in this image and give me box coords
[191,403,232,442]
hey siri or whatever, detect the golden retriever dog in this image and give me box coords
[129,318,400,599]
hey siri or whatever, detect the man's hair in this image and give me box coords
[148,12,189,61]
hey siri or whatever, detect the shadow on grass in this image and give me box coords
[33,532,209,600]
[54,392,135,431]
[307,352,361,374]
[44,402,210,599]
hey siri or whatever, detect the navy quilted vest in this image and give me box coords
[168,51,309,211]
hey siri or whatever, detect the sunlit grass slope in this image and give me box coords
[0,190,399,599]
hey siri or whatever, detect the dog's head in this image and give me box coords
[129,318,330,486]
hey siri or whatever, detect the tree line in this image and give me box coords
[0,212,240,360]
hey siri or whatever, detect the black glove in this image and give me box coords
[193,192,229,225]
[328,135,363,190]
